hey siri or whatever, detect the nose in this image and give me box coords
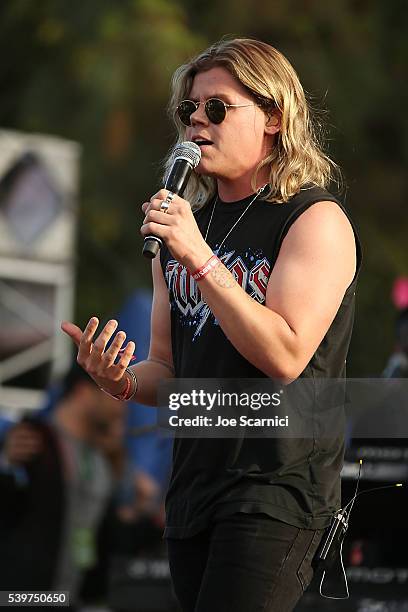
[190,102,209,127]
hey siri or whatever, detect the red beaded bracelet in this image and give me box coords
[192,255,220,281]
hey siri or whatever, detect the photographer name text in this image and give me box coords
[168,415,289,428]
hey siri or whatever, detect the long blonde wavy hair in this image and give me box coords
[164,37,340,206]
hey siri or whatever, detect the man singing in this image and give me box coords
[62,37,361,611]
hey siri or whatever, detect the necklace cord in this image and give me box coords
[204,184,268,252]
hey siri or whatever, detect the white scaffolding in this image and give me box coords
[0,129,80,417]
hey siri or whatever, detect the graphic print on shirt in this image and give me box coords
[165,249,271,339]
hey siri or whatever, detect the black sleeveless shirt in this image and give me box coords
[160,185,362,538]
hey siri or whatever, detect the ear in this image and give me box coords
[264,111,281,136]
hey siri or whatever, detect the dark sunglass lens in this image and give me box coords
[206,99,226,124]
[177,100,196,126]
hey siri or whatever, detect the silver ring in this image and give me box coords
[160,191,175,213]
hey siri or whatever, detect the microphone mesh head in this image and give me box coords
[172,141,201,168]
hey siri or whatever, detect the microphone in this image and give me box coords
[316,458,404,600]
[142,141,202,259]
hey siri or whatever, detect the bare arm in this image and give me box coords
[189,201,357,380]
[128,256,174,405]
[61,257,174,406]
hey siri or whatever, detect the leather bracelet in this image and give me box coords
[99,367,138,401]
[192,255,220,281]
[125,367,138,400]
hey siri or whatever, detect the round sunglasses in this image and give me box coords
[176,98,258,126]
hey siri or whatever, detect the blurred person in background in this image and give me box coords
[382,277,408,377]
[0,362,125,610]
[62,37,361,611]
[115,289,172,527]
[382,308,408,378]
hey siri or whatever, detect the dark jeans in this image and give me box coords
[167,512,324,612]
